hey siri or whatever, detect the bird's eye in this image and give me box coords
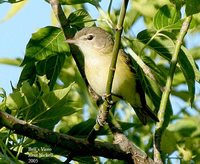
[87,34,94,40]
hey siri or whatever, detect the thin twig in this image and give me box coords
[154,16,192,163]
[87,0,129,142]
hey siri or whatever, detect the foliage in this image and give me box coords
[0,0,200,163]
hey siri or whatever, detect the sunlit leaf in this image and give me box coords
[168,117,197,137]
[6,90,23,110]
[37,75,50,94]
[177,145,193,161]
[171,90,190,102]
[20,81,39,105]
[153,5,181,30]
[190,46,200,60]
[68,9,95,29]
[21,26,70,64]
[173,71,186,86]
[6,81,39,111]
[137,30,175,60]
[0,58,21,66]
[0,0,28,23]
[0,88,7,111]
[33,83,78,129]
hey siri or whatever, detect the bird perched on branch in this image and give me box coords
[66,26,158,125]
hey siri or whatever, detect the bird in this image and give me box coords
[66,26,158,125]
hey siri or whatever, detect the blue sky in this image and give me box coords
[0,1,51,94]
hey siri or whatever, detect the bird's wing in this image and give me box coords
[120,49,159,124]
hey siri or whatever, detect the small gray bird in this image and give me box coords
[66,27,158,125]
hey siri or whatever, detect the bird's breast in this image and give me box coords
[85,55,110,95]
[84,53,136,104]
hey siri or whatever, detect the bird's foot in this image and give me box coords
[102,93,114,106]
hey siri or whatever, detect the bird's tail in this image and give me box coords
[133,105,159,125]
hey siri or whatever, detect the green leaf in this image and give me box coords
[161,129,177,154]
[136,67,173,129]
[168,117,197,137]
[73,156,97,164]
[177,145,193,161]
[68,9,95,30]
[153,5,181,30]
[6,91,21,110]
[173,71,186,86]
[181,46,200,83]
[6,82,39,111]
[118,121,137,131]
[8,0,25,3]
[17,63,36,87]
[20,81,39,105]
[33,83,77,129]
[178,47,197,104]
[0,88,6,111]
[190,46,200,60]
[37,75,50,94]
[171,90,190,102]
[21,26,70,64]
[0,58,21,66]
[137,30,175,60]
[185,0,200,16]
[67,118,96,137]
[0,0,5,4]
[0,0,27,23]
[169,0,185,9]
[36,54,66,90]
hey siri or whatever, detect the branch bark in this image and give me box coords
[0,111,132,162]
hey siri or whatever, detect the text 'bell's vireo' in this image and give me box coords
[66,27,158,125]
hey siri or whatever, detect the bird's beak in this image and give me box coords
[66,38,77,44]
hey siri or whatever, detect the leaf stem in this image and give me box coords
[154,16,192,163]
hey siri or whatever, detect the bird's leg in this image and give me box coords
[102,93,114,106]
[96,93,114,126]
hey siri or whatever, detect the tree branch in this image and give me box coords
[154,16,192,163]
[0,111,133,162]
